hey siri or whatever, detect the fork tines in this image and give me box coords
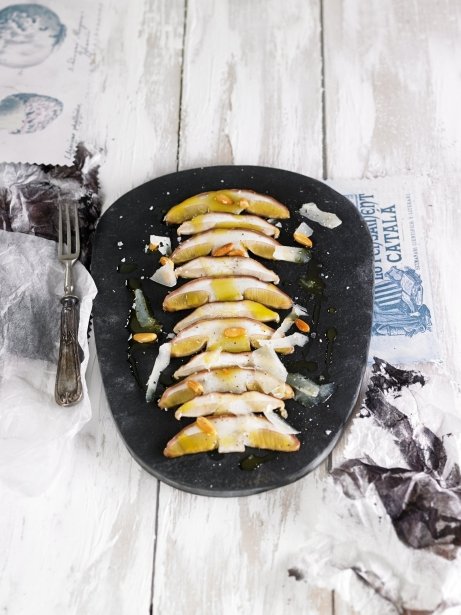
[58,202,80,259]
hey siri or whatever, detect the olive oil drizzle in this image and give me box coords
[325,327,337,365]
[127,278,162,334]
[299,256,325,327]
[118,262,138,273]
[239,452,277,471]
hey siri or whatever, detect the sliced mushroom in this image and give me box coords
[170,317,278,357]
[170,229,309,264]
[173,300,279,333]
[173,350,253,379]
[163,276,292,311]
[173,347,287,381]
[175,256,280,284]
[164,413,300,457]
[158,367,293,408]
[164,190,290,225]
[177,213,280,237]
[174,390,286,418]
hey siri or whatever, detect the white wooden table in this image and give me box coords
[2,2,461,614]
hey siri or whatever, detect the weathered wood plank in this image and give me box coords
[85,0,186,208]
[153,478,332,614]
[178,0,323,177]
[324,0,461,178]
[153,1,331,614]
[0,339,157,615]
[0,1,185,613]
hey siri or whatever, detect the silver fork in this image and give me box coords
[55,201,83,406]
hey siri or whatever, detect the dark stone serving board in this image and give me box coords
[91,166,373,497]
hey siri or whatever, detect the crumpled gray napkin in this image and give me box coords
[0,230,96,495]
[333,359,461,552]
[290,359,461,615]
[0,143,101,266]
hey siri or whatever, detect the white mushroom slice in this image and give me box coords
[163,276,292,311]
[299,202,342,228]
[175,256,280,284]
[164,413,300,457]
[164,189,290,224]
[170,229,300,264]
[177,213,280,237]
[174,391,286,419]
[159,368,293,408]
[170,317,278,357]
[173,300,279,333]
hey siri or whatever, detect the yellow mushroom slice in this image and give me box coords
[170,229,309,264]
[175,256,280,284]
[170,317,277,357]
[177,213,280,237]
[164,413,300,457]
[164,189,290,224]
[173,346,287,381]
[163,276,292,311]
[158,367,293,409]
[173,300,279,333]
[164,423,219,457]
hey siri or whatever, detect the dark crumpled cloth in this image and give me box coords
[0,143,101,266]
[332,358,461,552]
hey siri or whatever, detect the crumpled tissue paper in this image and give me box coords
[0,143,101,266]
[290,359,461,615]
[0,230,96,495]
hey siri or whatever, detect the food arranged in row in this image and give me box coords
[139,189,341,458]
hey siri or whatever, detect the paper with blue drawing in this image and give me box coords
[329,177,438,364]
[0,1,104,164]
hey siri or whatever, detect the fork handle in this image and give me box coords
[55,296,83,406]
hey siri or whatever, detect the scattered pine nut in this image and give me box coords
[293,232,313,248]
[196,416,217,435]
[186,380,204,395]
[216,194,232,205]
[133,332,158,343]
[212,243,235,257]
[239,198,250,209]
[295,318,310,333]
[149,242,158,252]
